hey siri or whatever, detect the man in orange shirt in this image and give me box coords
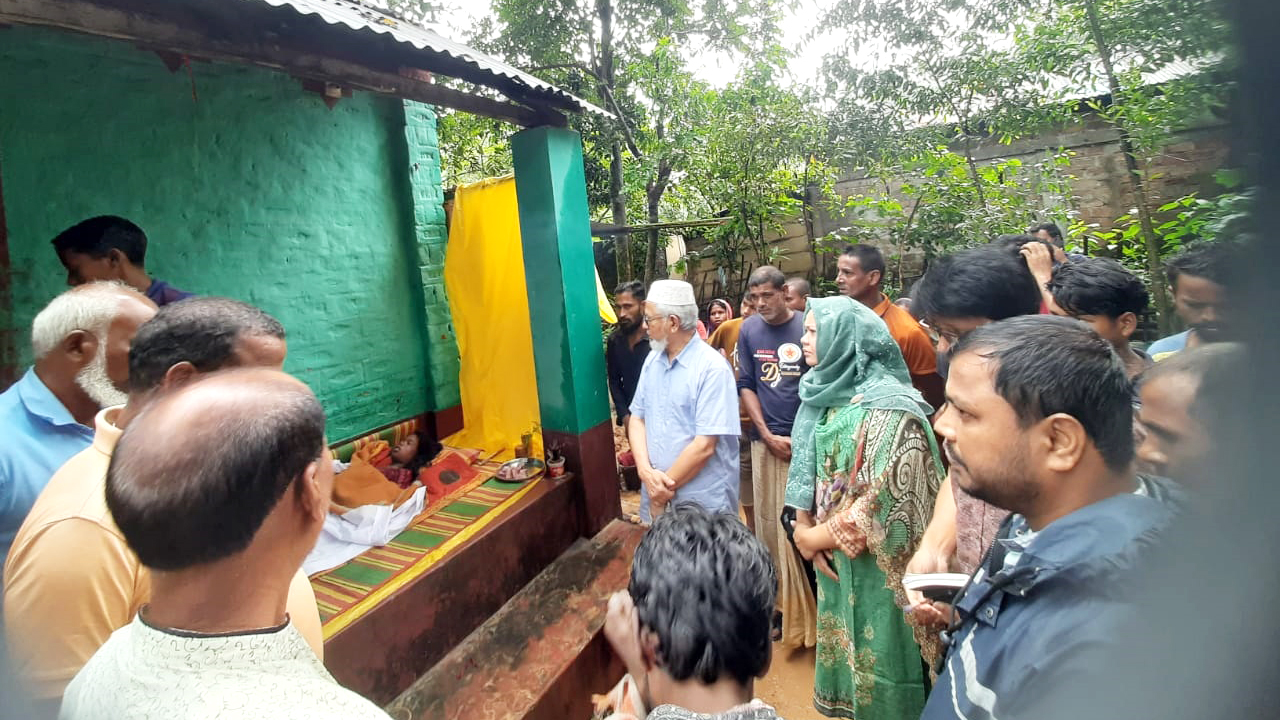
[836,244,945,409]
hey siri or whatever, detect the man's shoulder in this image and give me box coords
[18,450,116,534]
[1147,330,1189,356]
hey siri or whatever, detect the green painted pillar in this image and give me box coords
[511,126,617,535]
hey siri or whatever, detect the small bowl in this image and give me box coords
[495,458,545,483]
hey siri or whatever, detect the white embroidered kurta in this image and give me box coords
[60,616,389,720]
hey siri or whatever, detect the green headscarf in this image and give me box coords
[784,295,934,511]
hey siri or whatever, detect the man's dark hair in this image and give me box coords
[995,233,1053,255]
[1165,242,1236,290]
[51,215,149,266]
[106,373,326,570]
[841,244,887,282]
[954,315,1134,472]
[785,277,811,296]
[747,265,786,291]
[615,280,646,302]
[127,298,286,393]
[629,504,776,686]
[914,246,1042,324]
[1028,222,1064,244]
[1139,342,1246,410]
[1048,258,1149,320]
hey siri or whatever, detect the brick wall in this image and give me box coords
[676,114,1232,306]
[0,26,457,440]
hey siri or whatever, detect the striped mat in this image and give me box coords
[310,469,539,639]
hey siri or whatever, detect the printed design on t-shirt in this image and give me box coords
[754,346,805,388]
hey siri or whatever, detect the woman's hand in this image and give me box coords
[794,522,838,558]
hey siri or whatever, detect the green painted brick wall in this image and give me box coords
[0,27,459,441]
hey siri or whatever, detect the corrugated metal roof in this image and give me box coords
[251,0,609,116]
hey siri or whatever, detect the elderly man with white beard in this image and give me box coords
[628,280,741,523]
[0,282,155,566]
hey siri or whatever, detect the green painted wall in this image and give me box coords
[512,127,610,435]
[0,27,459,441]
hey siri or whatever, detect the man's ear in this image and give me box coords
[639,628,660,672]
[107,248,129,270]
[869,269,883,287]
[1043,413,1088,473]
[297,460,328,522]
[161,361,199,390]
[1118,312,1138,340]
[62,330,97,368]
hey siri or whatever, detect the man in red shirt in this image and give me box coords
[836,244,944,409]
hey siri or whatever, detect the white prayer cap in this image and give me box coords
[647,279,697,307]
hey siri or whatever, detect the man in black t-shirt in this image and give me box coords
[606,281,650,430]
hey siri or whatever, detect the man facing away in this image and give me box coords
[1148,243,1235,360]
[603,504,783,720]
[52,216,194,306]
[707,293,757,534]
[836,244,944,408]
[783,277,810,312]
[919,316,1179,719]
[59,369,389,720]
[4,298,323,707]
[607,281,651,431]
[628,280,740,523]
[0,283,155,565]
[736,266,815,650]
[1047,257,1154,380]
[904,246,1043,585]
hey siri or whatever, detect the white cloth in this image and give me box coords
[60,615,389,719]
[302,486,427,575]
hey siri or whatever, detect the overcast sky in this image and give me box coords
[420,0,845,89]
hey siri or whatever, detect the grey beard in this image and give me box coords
[75,346,128,408]
[648,338,668,353]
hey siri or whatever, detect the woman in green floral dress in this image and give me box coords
[786,296,944,720]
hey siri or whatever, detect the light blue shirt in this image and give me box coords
[1147,330,1190,359]
[0,368,95,565]
[630,337,740,522]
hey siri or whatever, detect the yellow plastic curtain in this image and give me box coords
[596,263,618,324]
[442,176,542,460]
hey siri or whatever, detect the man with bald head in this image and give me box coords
[60,370,389,720]
[4,298,321,708]
[0,282,154,565]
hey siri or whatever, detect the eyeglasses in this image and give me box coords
[642,315,669,325]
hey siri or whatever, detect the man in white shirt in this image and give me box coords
[60,369,388,720]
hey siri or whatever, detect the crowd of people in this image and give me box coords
[0,211,1243,720]
[0,218,390,718]
[603,229,1241,720]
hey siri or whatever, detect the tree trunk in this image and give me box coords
[610,142,629,281]
[1082,0,1172,332]
[597,0,631,283]
[962,135,988,211]
[644,160,672,283]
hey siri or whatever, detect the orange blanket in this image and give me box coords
[331,441,420,511]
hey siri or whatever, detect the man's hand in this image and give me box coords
[763,433,792,461]
[1020,241,1055,288]
[604,591,645,679]
[909,600,954,630]
[639,467,676,500]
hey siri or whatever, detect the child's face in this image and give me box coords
[391,434,420,464]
